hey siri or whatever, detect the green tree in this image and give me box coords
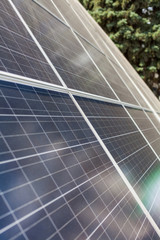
[79,0,160,96]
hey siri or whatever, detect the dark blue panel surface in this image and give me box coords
[76,95,160,229]
[0,80,158,239]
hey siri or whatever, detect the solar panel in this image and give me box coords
[67,0,160,112]
[11,0,118,100]
[1,80,159,240]
[127,108,160,152]
[76,96,160,227]
[35,0,64,21]
[0,0,61,85]
[76,36,140,105]
[0,0,160,239]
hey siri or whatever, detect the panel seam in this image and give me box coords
[0,71,152,112]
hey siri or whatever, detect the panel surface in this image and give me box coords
[0,80,159,240]
[127,108,160,156]
[12,0,117,100]
[36,0,64,21]
[78,36,139,105]
[146,112,160,133]
[130,76,160,112]
[69,0,160,111]
[45,0,98,47]
[0,0,60,85]
[109,62,149,109]
[76,96,160,228]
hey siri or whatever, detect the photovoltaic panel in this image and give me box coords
[36,0,64,21]
[11,0,117,100]
[67,0,116,60]
[76,96,160,227]
[0,0,61,85]
[77,36,139,105]
[65,0,155,111]
[130,76,160,112]
[118,147,160,227]
[146,112,160,133]
[108,62,149,109]
[127,108,160,155]
[69,0,160,112]
[1,80,159,240]
[43,0,98,47]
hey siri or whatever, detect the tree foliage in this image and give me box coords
[79,0,160,94]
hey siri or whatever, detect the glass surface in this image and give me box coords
[0,81,159,239]
[76,96,160,228]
